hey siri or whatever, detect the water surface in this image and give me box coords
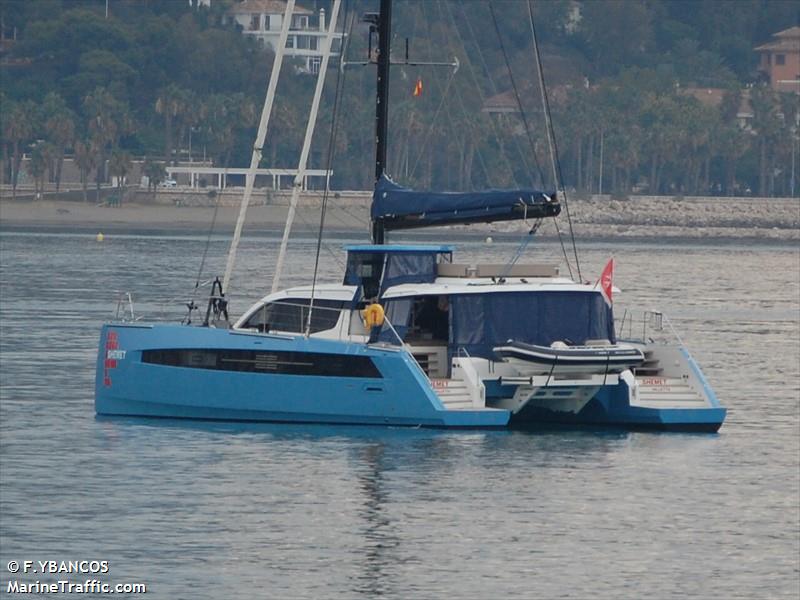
[1,231,798,599]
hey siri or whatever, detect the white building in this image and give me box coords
[220,0,343,74]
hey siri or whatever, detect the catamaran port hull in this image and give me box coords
[95,324,509,428]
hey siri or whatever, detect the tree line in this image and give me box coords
[1,0,798,198]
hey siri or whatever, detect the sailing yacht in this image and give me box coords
[95,0,726,432]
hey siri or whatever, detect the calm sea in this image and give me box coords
[1,230,798,599]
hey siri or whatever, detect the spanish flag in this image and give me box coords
[413,78,423,97]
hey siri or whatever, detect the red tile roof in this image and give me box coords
[755,26,800,52]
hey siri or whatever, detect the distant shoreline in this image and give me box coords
[1,196,798,244]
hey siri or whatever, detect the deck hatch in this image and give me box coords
[142,349,382,378]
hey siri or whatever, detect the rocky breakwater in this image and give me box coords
[492,195,799,242]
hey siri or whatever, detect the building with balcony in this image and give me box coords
[221,0,343,74]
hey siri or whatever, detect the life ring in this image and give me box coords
[362,303,385,328]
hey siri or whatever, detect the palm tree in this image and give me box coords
[203,93,256,168]
[142,158,165,199]
[0,92,10,186]
[750,86,783,197]
[176,90,202,164]
[3,100,36,200]
[84,87,131,201]
[713,123,750,196]
[42,93,76,193]
[73,139,97,203]
[29,143,50,197]
[108,149,132,189]
[155,84,190,165]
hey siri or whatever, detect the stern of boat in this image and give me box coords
[500,310,726,432]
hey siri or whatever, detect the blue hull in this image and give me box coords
[509,402,726,433]
[491,381,726,433]
[95,324,509,428]
[96,324,723,432]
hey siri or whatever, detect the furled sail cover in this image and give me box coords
[371,175,561,231]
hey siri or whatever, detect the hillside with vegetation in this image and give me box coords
[1,0,798,198]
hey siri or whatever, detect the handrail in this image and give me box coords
[660,312,687,348]
[376,317,431,379]
[114,292,135,321]
[452,347,486,408]
[617,308,685,346]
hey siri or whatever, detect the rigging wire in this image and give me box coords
[499,217,542,279]
[487,1,546,188]
[306,0,352,336]
[449,0,528,186]
[428,0,495,189]
[407,67,458,182]
[390,4,419,181]
[323,201,370,229]
[291,205,346,270]
[184,196,221,324]
[527,0,582,281]
[408,1,490,187]
[482,0,557,276]
[552,217,575,280]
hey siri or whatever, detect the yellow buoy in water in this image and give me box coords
[96,232,104,242]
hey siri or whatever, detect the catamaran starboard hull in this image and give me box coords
[486,345,726,432]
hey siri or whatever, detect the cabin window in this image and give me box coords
[775,54,785,66]
[407,296,449,343]
[382,253,437,290]
[250,15,260,31]
[376,296,449,344]
[142,348,382,378]
[343,252,386,298]
[242,299,344,334]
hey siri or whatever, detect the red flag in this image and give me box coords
[596,258,614,306]
[413,78,423,97]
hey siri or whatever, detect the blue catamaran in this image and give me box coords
[95,0,725,432]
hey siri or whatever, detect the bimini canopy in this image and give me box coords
[371,175,561,231]
[379,289,616,359]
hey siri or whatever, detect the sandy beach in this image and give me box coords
[1,193,798,242]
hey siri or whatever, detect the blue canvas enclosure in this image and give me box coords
[343,245,451,297]
[380,253,437,292]
[450,291,616,359]
[371,175,561,230]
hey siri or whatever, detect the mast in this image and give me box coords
[371,0,392,245]
[272,0,342,293]
[222,0,296,294]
